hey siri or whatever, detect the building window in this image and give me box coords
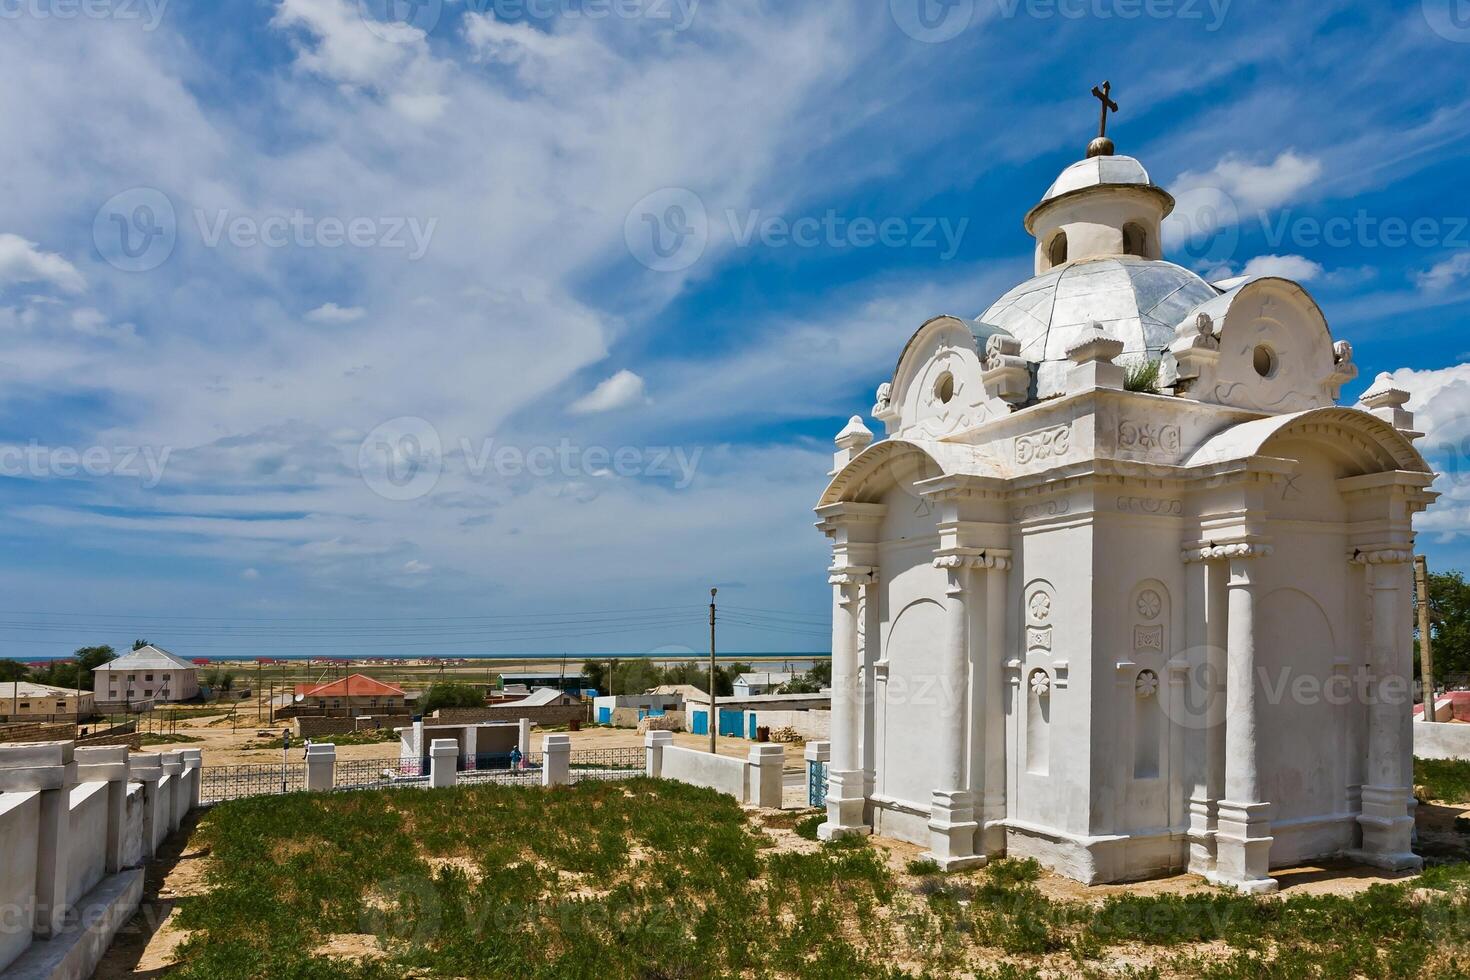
[19,702,29,710]
[145,673,154,682]
[1047,232,1068,268]
[144,690,152,697]
[1123,222,1148,257]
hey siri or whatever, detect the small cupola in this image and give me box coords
[1024,82,1175,275]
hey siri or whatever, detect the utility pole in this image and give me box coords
[709,587,718,754]
[256,660,262,723]
[1416,555,1438,723]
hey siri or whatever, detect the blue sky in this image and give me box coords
[1,0,1468,659]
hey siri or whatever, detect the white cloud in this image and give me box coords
[305,302,365,324]
[1368,364,1470,540]
[1416,253,1470,293]
[241,567,260,580]
[569,370,650,415]
[0,233,85,295]
[1239,254,1324,282]
[402,559,431,575]
[1172,150,1323,213]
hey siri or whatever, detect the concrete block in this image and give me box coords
[541,734,571,787]
[429,739,458,789]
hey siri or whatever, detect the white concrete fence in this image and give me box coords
[1414,720,1470,762]
[0,742,201,979]
[642,731,784,808]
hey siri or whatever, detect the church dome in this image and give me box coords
[1025,155,1174,233]
[976,256,1220,399]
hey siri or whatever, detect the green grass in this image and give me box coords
[304,729,402,747]
[1417,757,1470,804]
[139,732,204,745]
[1124,356,1162,394]
[169,781,1470,979]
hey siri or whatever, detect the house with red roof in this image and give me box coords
[295,674,405,716]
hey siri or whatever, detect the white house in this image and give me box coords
[815,120,1434,894]
[732,672,795,697]
[92,646,200,706]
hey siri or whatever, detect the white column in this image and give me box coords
[1185,553,1229,874]
[129,753,165,861]
[517,718,532,757]
[0,743,74,939]
[305,743,336,792]
[922,556,984,871]
[980,554,1010,855]
[1352,549,1421,870]
[860,582,881,805]
[75,746,129,874]
[645,730,672,778]
[1213,547,1277,893]
[819,570,870,840]
[541,734,571,787]
[746,744,784,808]
[429,739,458,788]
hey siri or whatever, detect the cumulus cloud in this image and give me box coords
[569,370,650,414]
[1239,254,1325,282]
[1416,253,1470,293]
[305,302,365,324]
[1172,150,1323,213]
[0,233,85,295]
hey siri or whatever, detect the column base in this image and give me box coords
[1186,795,1217,875]
[1213,799,1276,893]
[818,768,871,841]
[1354,784,1417,868]
[920,789,985,871]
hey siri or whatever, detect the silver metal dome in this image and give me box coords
[976,256,1221,399]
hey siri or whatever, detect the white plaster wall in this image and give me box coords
[121,783,145,869]
[659,745,747,801]
[750,710,829,741]
[1414,721,1470,761]
[0,790,40,972]
[67,782,109,904]
[152,775,174,853]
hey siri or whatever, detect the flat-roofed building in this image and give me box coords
[0,681,96,721]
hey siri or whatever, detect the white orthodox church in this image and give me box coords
[815,119,1436,893]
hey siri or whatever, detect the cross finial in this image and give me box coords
[1088,81,1119,157]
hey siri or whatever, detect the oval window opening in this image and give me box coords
[1253,345,1277,378]
[1047,232,1069,269]
[935,372,956,404]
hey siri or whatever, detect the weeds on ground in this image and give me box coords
[1417,757,1470,804]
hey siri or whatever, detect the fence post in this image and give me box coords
[180,748,203,810]
[75,745,129,873]
[305,743,336,791]
[542,734,571,787]
[160,751,186,833]
[0,742,74,939]
[747,744,784,809]
[645,730,672,778]
[804,741,830,807]
[429,739,458,789]
[129,752,165,860]
[518,718,532,758]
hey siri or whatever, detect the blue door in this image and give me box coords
[691,709,708,736]
[718,709,744,738]
[597,707,611,724]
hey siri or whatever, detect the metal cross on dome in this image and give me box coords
[1092,81,1119,139]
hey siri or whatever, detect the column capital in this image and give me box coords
[1348,546,1414,566]
[1183,540,1274,564]
[932,549,1012,572]
[828,565,876,586]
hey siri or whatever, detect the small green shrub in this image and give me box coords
[1124,357,1162,393]
[906,858,942,876]
[1417,757,1470,803]
[795,813,823,840]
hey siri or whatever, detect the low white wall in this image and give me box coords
[66,782,109,907]
[152,774,174,854]
[0,791,40,971]
[660,745,748,799]
[1414,720,1470,761]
